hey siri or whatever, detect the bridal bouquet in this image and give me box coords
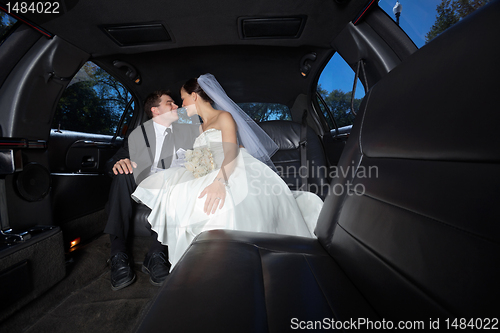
[184,146,215,178]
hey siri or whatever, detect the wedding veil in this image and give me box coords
[197,74,279,171]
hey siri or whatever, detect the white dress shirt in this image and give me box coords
[150,121,176,174]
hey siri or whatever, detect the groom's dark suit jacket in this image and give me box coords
[107,121,199,185]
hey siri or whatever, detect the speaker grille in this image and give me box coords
[15,163,51,202]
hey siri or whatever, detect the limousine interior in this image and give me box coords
[0,0,498,332]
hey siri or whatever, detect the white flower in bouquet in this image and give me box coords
[184,146,215,178]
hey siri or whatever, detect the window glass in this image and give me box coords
[176,110,199,124]
[0,10,17,43]
[52,62,134,136]
[317,53,365,129]
[377,0,490,47]
[238,103,292,122]
[317,1,489,131]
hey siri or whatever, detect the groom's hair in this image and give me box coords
[144,90,173,119]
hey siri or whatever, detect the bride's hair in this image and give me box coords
[182,78,214,104]
[195,73,279,172]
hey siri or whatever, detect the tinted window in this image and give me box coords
[238,103,292,122]
[317,53,365,129]
[0,10,17,42]
[52,62,134,136]
[378,0,490,47]
[176,109,199,124]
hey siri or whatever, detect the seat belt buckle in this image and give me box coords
[299,140,307,147]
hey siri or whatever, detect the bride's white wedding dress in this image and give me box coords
[132,128,323,270]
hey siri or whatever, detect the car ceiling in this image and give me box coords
[15,0,372,105]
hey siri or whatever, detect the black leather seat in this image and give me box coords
[135,3,500,330]
[260,120,330,199]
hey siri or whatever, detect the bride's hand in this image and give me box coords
[199,180,226,215]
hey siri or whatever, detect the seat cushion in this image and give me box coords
[136,230,379,333]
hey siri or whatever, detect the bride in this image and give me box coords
[132,74,323,270]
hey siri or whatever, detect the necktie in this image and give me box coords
[158,128,174,169]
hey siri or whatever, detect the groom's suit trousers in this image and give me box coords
[104,172,137,242]
[104,171,165,256]
[103,123,162,251]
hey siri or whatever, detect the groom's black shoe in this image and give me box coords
[142,252,170,286]
[109,252,136,291]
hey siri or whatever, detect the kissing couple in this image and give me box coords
[105,74,323,290]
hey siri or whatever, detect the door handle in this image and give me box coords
[81,156,96,168]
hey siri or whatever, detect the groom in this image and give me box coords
[105,90,199,291]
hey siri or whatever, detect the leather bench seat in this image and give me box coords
[136,230,379,332]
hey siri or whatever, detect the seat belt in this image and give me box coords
[141,124,154,165]
[299,110,308,191]
[350,59,369,116]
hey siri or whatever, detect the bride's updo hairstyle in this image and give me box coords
[182,77,214,104]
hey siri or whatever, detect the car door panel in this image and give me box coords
[65,140,118,173]
[48,130,123,245]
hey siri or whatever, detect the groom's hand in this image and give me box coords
[112,158,134,175]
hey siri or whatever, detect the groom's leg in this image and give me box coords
[104,172,137,248]
[142,221,170,286]
[104,172,137,290]
[142,219,168,255]
[148,235,168,255]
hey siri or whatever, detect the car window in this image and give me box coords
[238,103,292,122]
[377,0,490,47]
[52,61,135,137]
[0,10,18,43]
[176,109,199,124]
[317,53,365,130]
[316,0,490,132]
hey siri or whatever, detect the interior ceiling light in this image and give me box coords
[102,22,172,46]
[300,52,317,77]
[239,16,306,39]
[113,60,141,84]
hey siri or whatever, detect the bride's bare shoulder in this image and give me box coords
[203,111,236,132]
[216,110,235,125]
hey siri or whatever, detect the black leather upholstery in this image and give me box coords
[137,230,379,332]
[260,120,330,199]
[315,0,500,318]
[136,3,500,330]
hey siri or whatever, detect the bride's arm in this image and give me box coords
[199,112,238,215]
[217,112,239,181]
